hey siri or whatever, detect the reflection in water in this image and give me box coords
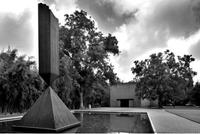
[0,112,153,133]
[73,112,153,133]
[0,120,18,133]
[80,112,84,121]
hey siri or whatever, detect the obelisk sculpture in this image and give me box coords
[13,3,80,132]
[38,2,59,86]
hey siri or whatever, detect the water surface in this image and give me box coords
[0,112,153,133]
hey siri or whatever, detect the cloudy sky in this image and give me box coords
[1,0,200,82]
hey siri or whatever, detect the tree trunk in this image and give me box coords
[2,105,4,113]
[150,99,152,108]
[158,94,163,108]
[2,104,8,113]
[80,91,84,109]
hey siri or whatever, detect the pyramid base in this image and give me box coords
[12,122,81,132]
[11,86,81,133]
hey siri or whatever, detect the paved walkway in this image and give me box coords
[75,107,200,133]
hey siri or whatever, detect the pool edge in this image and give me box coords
[147,112,157,134]
[0,116,22,122]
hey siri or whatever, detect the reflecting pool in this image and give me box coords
[0,112,154,133]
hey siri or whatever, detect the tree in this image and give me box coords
[53,49,73,107]
[0,48,44,113]
[131,50,196,108]
[189,82,200,106]
[59,10,119,109]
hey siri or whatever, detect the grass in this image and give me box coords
[165,107,200,124]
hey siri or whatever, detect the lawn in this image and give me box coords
[165,107,200,124]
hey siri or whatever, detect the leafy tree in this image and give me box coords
[189,82,200,106]
[53,51,73,107]
[59,10,119,108]
[131,50,196,108]
[0,48,44,113]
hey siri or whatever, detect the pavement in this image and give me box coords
[1,107,200,133]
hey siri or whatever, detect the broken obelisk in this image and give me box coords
[38,2,59,86]
[13,3,80,132]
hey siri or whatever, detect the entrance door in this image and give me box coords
[120,99,129,107]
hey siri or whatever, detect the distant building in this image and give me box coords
[110,82,140,107]
[110,82,158,107]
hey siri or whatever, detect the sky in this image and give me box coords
[1,0,200,82]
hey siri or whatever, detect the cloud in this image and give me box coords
[40,0,78,25]
[108,0,200,82]
[0,0,78,61]
[190,41,200,59]
[56,0,200,82]
[76,0,136,33]
[191,59,200,82]
[1,0,199,82]
[0,0,34,15]
[0,0,38,63]
[0,9,36,56]
[109,0,199,36]
[0,12,30,45]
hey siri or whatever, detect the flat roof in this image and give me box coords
[116,99,134,100]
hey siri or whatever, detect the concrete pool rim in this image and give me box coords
[12,121,81,132]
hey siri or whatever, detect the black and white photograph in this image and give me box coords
[0,0,200,133]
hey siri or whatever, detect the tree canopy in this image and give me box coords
[58,10,120,108]
[0,48,44,113]
[0,10,120,112]
[131,50,196,108]
[189,82,200,106]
